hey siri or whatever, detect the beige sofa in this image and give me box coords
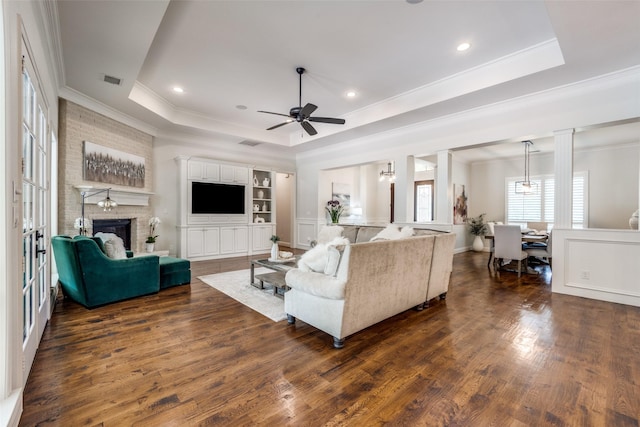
[285,228,455,348]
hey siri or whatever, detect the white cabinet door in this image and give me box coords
[187,228,220,258]
[188,160,220,181]
[187,161,204,180]
[187,228,205,258]
[204,228,220,255]
[221,164,249,184]
[234,167,249,184]
[219,227,235,254]
[235,226,249,252]
[252,226,273,252]
[203,163,220,181]
[220,226,248,254]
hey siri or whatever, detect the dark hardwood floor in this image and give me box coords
[20,251,640,426]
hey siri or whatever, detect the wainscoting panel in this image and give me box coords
[553,228,640,307]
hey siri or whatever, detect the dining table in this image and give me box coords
[484,233,548,268]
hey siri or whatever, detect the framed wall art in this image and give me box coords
[453,183,468,225]
[83,141,145,188]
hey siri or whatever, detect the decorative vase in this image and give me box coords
[253,175,259,186]
[263,178,270,187]
[257,189,264,199]
[472,235,484,252]
[271,243,279,260]
[262,202,267,212]
[145,242,155,253]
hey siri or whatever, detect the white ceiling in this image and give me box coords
[56,0,640,154]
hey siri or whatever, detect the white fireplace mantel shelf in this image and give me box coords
[74,185,154,207]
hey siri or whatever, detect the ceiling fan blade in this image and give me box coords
[258,110,291,118]
[308,117,346,125]
[299,103,317,119]
[266,121,292,131]
[301,121,317,136]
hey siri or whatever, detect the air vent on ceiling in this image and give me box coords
[102,74,122,86]
[239,140,261,147]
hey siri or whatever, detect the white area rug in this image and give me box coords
[198,268,287,322]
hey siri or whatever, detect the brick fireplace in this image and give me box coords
[58,100,156,253]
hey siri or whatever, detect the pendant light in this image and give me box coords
[515,140,537,194]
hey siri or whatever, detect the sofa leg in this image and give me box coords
[415,302,424,311]
[287,314,296,324]
[439,292,447,300]
[333,337,344,349]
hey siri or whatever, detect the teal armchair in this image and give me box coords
[51,235,160,308]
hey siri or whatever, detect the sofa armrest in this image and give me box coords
[285,269,346,300]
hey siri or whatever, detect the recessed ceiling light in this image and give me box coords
[346,91,357,98]
[406,0,423,4]
[173,87,184,93]
[236,105,247,110]
[457,42,471,52]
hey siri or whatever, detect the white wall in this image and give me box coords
[275,172,293,246]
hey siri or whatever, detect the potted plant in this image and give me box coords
[270,235,280,260]
[146,216,161,252]
[467,213,487,252]
[325,200,344,224]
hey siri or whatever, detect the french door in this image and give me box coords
[21,45,51,382]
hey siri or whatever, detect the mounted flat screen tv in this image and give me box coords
[191,182,245,214]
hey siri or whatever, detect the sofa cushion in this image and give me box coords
[285,268,346,300]
[370,224,414,241]
[299,236,349,274]
[103,236,127,259]
[355,226,384,243]
[341,226,358,243]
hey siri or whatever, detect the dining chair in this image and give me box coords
[493,225,529,277]
[525,230,552,269]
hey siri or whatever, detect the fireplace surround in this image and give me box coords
[92,219,132,250]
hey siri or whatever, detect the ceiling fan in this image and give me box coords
[258,67,346,136]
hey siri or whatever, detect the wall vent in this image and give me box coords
[102,74,122,86]
[239,140,261,147]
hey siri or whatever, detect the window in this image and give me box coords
[506,172,587,228]
[415,180,433,222]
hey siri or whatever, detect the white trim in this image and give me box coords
[59,86,159,136]
[74,185,154,207]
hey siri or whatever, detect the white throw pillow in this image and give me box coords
[371,224,415,241]
[298,236,349,274]
[103,235,127,259]
[323,246,342,276]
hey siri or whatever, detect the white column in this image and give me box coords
[554,129,574,228]
[435,150,452,224]
[391,156,407,222]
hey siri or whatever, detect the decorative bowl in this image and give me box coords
[279,251,293,259]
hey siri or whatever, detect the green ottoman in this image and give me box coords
[159,257,191,289]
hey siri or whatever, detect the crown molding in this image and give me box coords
[60,86,159,136]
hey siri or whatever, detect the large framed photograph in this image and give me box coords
[83,141,145,188]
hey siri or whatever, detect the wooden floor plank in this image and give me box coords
[20,251,640,426]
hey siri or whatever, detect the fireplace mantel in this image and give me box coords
[75,185,154,206]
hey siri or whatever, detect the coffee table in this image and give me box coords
[250,258,298,296]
